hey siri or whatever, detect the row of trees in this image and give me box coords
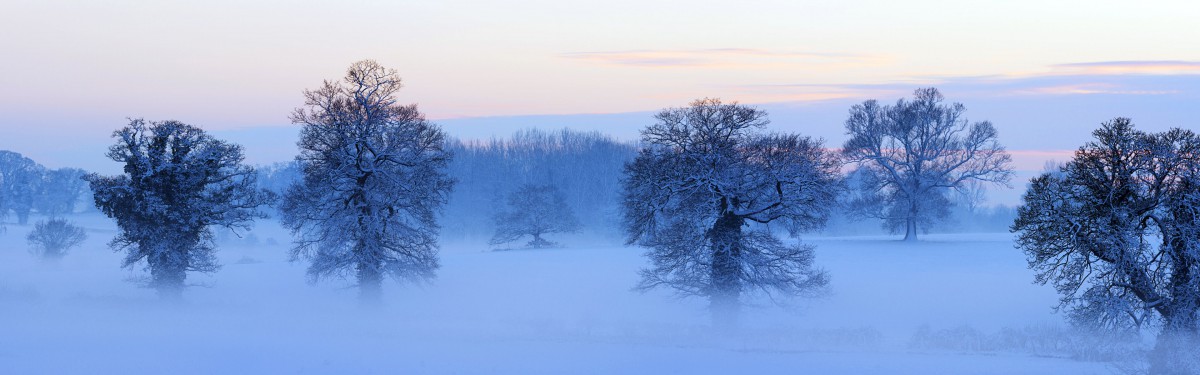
[622,97,1198,369]
[80,62,1014,306]
[0,151,93,263]
[83,61,452,301]
[56,59,1197,370]
[621,91,1014,324]
[0,151,90,225]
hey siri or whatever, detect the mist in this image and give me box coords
[2,213,1136,374]
[0,124,1146,374]
[3,0,1197,371]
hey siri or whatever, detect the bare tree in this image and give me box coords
[842,88,1012,240]
[954,180,988,214]
[490,184,581,248]
[1012,118,1200,374]
[27,217,86,260]
[86,119,272,298]
[281,60,454,303]
[622,98,837,326]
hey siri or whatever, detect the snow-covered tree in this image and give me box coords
[622,98,838,325]
[490,184,581,248]
[85,119,272,298]
[27,217,86,260]
[280,60,454,302]
[35,167,88,216]
[0,150,45,225]
[1012,118,1200,374]
[842,88,1012,240]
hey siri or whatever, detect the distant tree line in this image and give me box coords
[443,128,636,240]
[249,128,635,243]
[0,150,91,225]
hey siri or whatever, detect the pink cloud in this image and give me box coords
[1014,83,1181,96]
[1007,149,1076,171]
[1050,61,1200,76]
[561,49,883,69]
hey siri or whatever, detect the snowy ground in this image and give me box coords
[1,213,1133,374]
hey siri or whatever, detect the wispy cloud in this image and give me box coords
[718,82,914,104]
[561,48,883,68]
[1007,150,1077,171]
[1049,61,1200,76]
[1013,83,1181,96]
[739,62,1200,101]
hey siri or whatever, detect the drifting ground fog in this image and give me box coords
[1,213,1146,374]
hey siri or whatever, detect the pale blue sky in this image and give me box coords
[2,0,1198,204]
[3,0,1197,120]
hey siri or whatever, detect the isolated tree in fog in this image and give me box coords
[0,150,45,224]
[35,167,88,216]
[27,217,86,260]
[490,184,581,248]
[281,60,454,302]
[622,98,837,325]
[842,88,1012,241]
[86,119,272,298]
[1012,118,1200,374]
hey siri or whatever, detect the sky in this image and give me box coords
[2,0,1199,205]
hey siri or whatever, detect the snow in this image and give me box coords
[0,213,1120,374]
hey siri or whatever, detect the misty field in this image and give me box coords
[1,214,1127,374]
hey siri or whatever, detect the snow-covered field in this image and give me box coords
[1,213,1131,374]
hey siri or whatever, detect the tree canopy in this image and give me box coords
[622,98,838,325]
[281,60,454,302]
[86,119,271,297]
[1012,118,1200,373]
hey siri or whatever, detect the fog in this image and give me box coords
[2,209,1140,374]
[0,125,1149,374]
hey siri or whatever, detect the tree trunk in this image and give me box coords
[709,212,743,329]
[357,257,383,304]
[155,283,184,300]
[1150,323,1199,375]
[353,210,383,304]
[529,233,550,248]
[903,217,918,241]
[148,254,186,300]
[16,209,29,225]
[1151,239,1200,375]
[351,180,383,305]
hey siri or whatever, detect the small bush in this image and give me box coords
[27,218,87,260]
